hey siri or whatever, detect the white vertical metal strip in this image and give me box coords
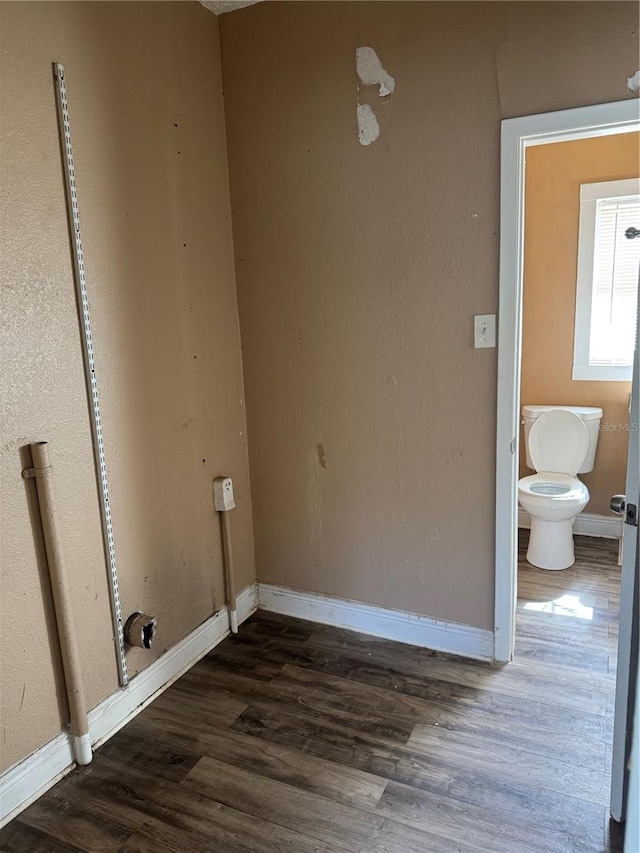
[53,63,128,686]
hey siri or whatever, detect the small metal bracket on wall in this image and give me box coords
[52,62,128,687]
[22,466,51,479]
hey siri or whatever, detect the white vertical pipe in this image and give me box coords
[25,442,92,765]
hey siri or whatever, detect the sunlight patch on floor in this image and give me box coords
[523,593,594,621]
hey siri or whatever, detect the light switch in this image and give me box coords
[474,314,496,348]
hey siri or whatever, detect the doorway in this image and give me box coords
[495,99,640,825]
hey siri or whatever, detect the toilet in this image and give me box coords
[518,405,602,570]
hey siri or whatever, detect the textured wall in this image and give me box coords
[520,134,638,515]
[0,1,253,771]
[220,1,639,629]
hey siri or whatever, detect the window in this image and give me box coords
[573,178,640,381]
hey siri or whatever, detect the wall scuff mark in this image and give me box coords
[316,443,327,469]
[357,104,380,146]
[628,70,640,92]
[356,46,395,96]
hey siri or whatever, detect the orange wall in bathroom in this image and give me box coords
[520,133,639,515]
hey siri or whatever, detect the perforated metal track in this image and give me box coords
[53,63,128,686]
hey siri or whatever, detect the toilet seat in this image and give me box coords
[528,409,589,476]
[518,473,588,504]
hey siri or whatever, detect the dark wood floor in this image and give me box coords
[0,533,624,852]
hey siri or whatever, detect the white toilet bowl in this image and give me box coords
[518,473,589,569]
[518,409,592,570]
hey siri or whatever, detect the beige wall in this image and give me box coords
[2,0,638,778]
[220,1,638,629]
[0,2,253,772]
[520,134,638,515]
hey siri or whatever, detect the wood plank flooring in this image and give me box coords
[0,533,624,852]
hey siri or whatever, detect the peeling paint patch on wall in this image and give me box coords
[356,46,395,97]
[355,46,394,147]
[628,70,640,92]
[357,104,380,146]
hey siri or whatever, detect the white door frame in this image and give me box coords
[495,98,640,664]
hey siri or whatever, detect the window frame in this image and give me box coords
[572,177,640,382]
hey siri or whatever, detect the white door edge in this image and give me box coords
[611,301,640,824]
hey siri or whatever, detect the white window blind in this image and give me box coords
[573,178,640,382]
[589,198,640,368]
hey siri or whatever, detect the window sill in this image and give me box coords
[572,365,633,382]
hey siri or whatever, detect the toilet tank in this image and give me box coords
[522,405,602,473]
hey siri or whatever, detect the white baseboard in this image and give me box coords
[518,510,623,539]
[0,732,74,833]
[258,583,495,662]
[0,583,258,829]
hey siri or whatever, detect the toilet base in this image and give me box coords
[527,518,576,570]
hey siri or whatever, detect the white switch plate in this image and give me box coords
[474,314,496,349]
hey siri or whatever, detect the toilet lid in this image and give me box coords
[528,409,590,476]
